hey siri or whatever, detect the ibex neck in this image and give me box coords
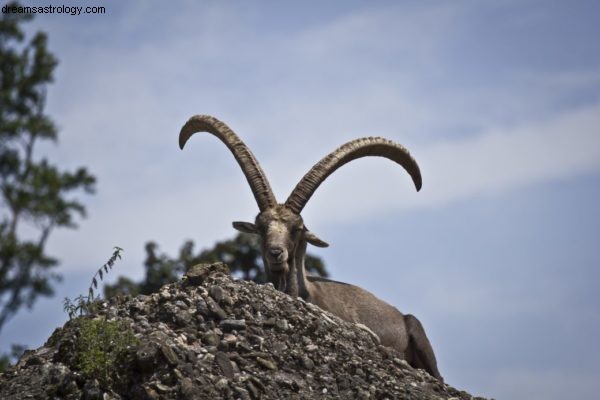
[292,240,311,300]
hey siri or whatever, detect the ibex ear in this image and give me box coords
[305,231,329,248]
[232,221,258,234]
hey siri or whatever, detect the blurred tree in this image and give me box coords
[0,344,25,372]
[104,233,328,298]
[0,3,96,333]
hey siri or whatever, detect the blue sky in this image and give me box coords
[2,1,600,398]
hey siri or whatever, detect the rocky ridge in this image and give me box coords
[0,263,487,399]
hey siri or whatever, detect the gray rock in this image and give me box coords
[215,351,235,379]
[256,357,277,370]
[160,344,179,366]
[184,262,229,285]
[219,318,246,332]
[202,331,220,347]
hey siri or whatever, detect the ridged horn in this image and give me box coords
[285,137,422,214]
[179,115,277,211]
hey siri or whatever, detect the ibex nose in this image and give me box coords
[269,247,283,258]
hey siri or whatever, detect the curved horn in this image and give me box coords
[285,137,421,214]
[179,115,277,211]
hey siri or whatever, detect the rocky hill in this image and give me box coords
[0,263,487,399]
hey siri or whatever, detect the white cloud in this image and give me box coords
[300,102,600,227]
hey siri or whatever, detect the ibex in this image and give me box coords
[179,115,443,381]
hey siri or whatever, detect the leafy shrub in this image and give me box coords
[73,317,138,387]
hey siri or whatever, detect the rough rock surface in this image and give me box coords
[0,263,487,399]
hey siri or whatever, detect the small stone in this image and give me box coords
[218,339,230,351]
[206,297,228,320]
[305,344,318,352]
[215,351,235,379]
[180,377,201,399]
[247,334,264,346]
[215,378,229,390]
[301,355,315,370]
[223,333,237,345]
[160,344,178,366]
[203,353,215,364]
[209,286,225,303]
[159,290,172,301]
[256,357,277,370]
[233,386,252,400]
[195,298,209,316]
[275,319,289,331]
[219,319,246,332]
[154,382,172,393]
[246,381,260,399]
[202,332,220,347]
[393,357,411,369]
[272,341,288,354]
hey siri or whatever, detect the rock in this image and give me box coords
[215,351,235,379]
[256,357,277,370]
[0,262,486,400]
[301,355,315,370]
[209,285,225,303]
[275,318,289,331]
[184,262,229,285]
[205,296,228,320]
[160,344,179,366]
[219,319,246,332]
[202,331,220,347]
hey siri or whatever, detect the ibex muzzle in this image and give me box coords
[179,115,443,382]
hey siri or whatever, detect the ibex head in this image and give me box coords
[179,115,421,295]
[232,204,328,288]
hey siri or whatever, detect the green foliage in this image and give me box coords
[0,1,96,333]
[73,317,138,388]
[62,247,134,387]
[63,247,123,319]
[104,233,329,298]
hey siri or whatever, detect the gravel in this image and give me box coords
[0,262,488,399]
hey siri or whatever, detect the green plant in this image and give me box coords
[61,246,136,387]
[63,247,123,319]
[73,318,138,387]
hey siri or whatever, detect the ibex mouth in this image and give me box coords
[269,261,287,272]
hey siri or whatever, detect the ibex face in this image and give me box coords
[233,205,328,289]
